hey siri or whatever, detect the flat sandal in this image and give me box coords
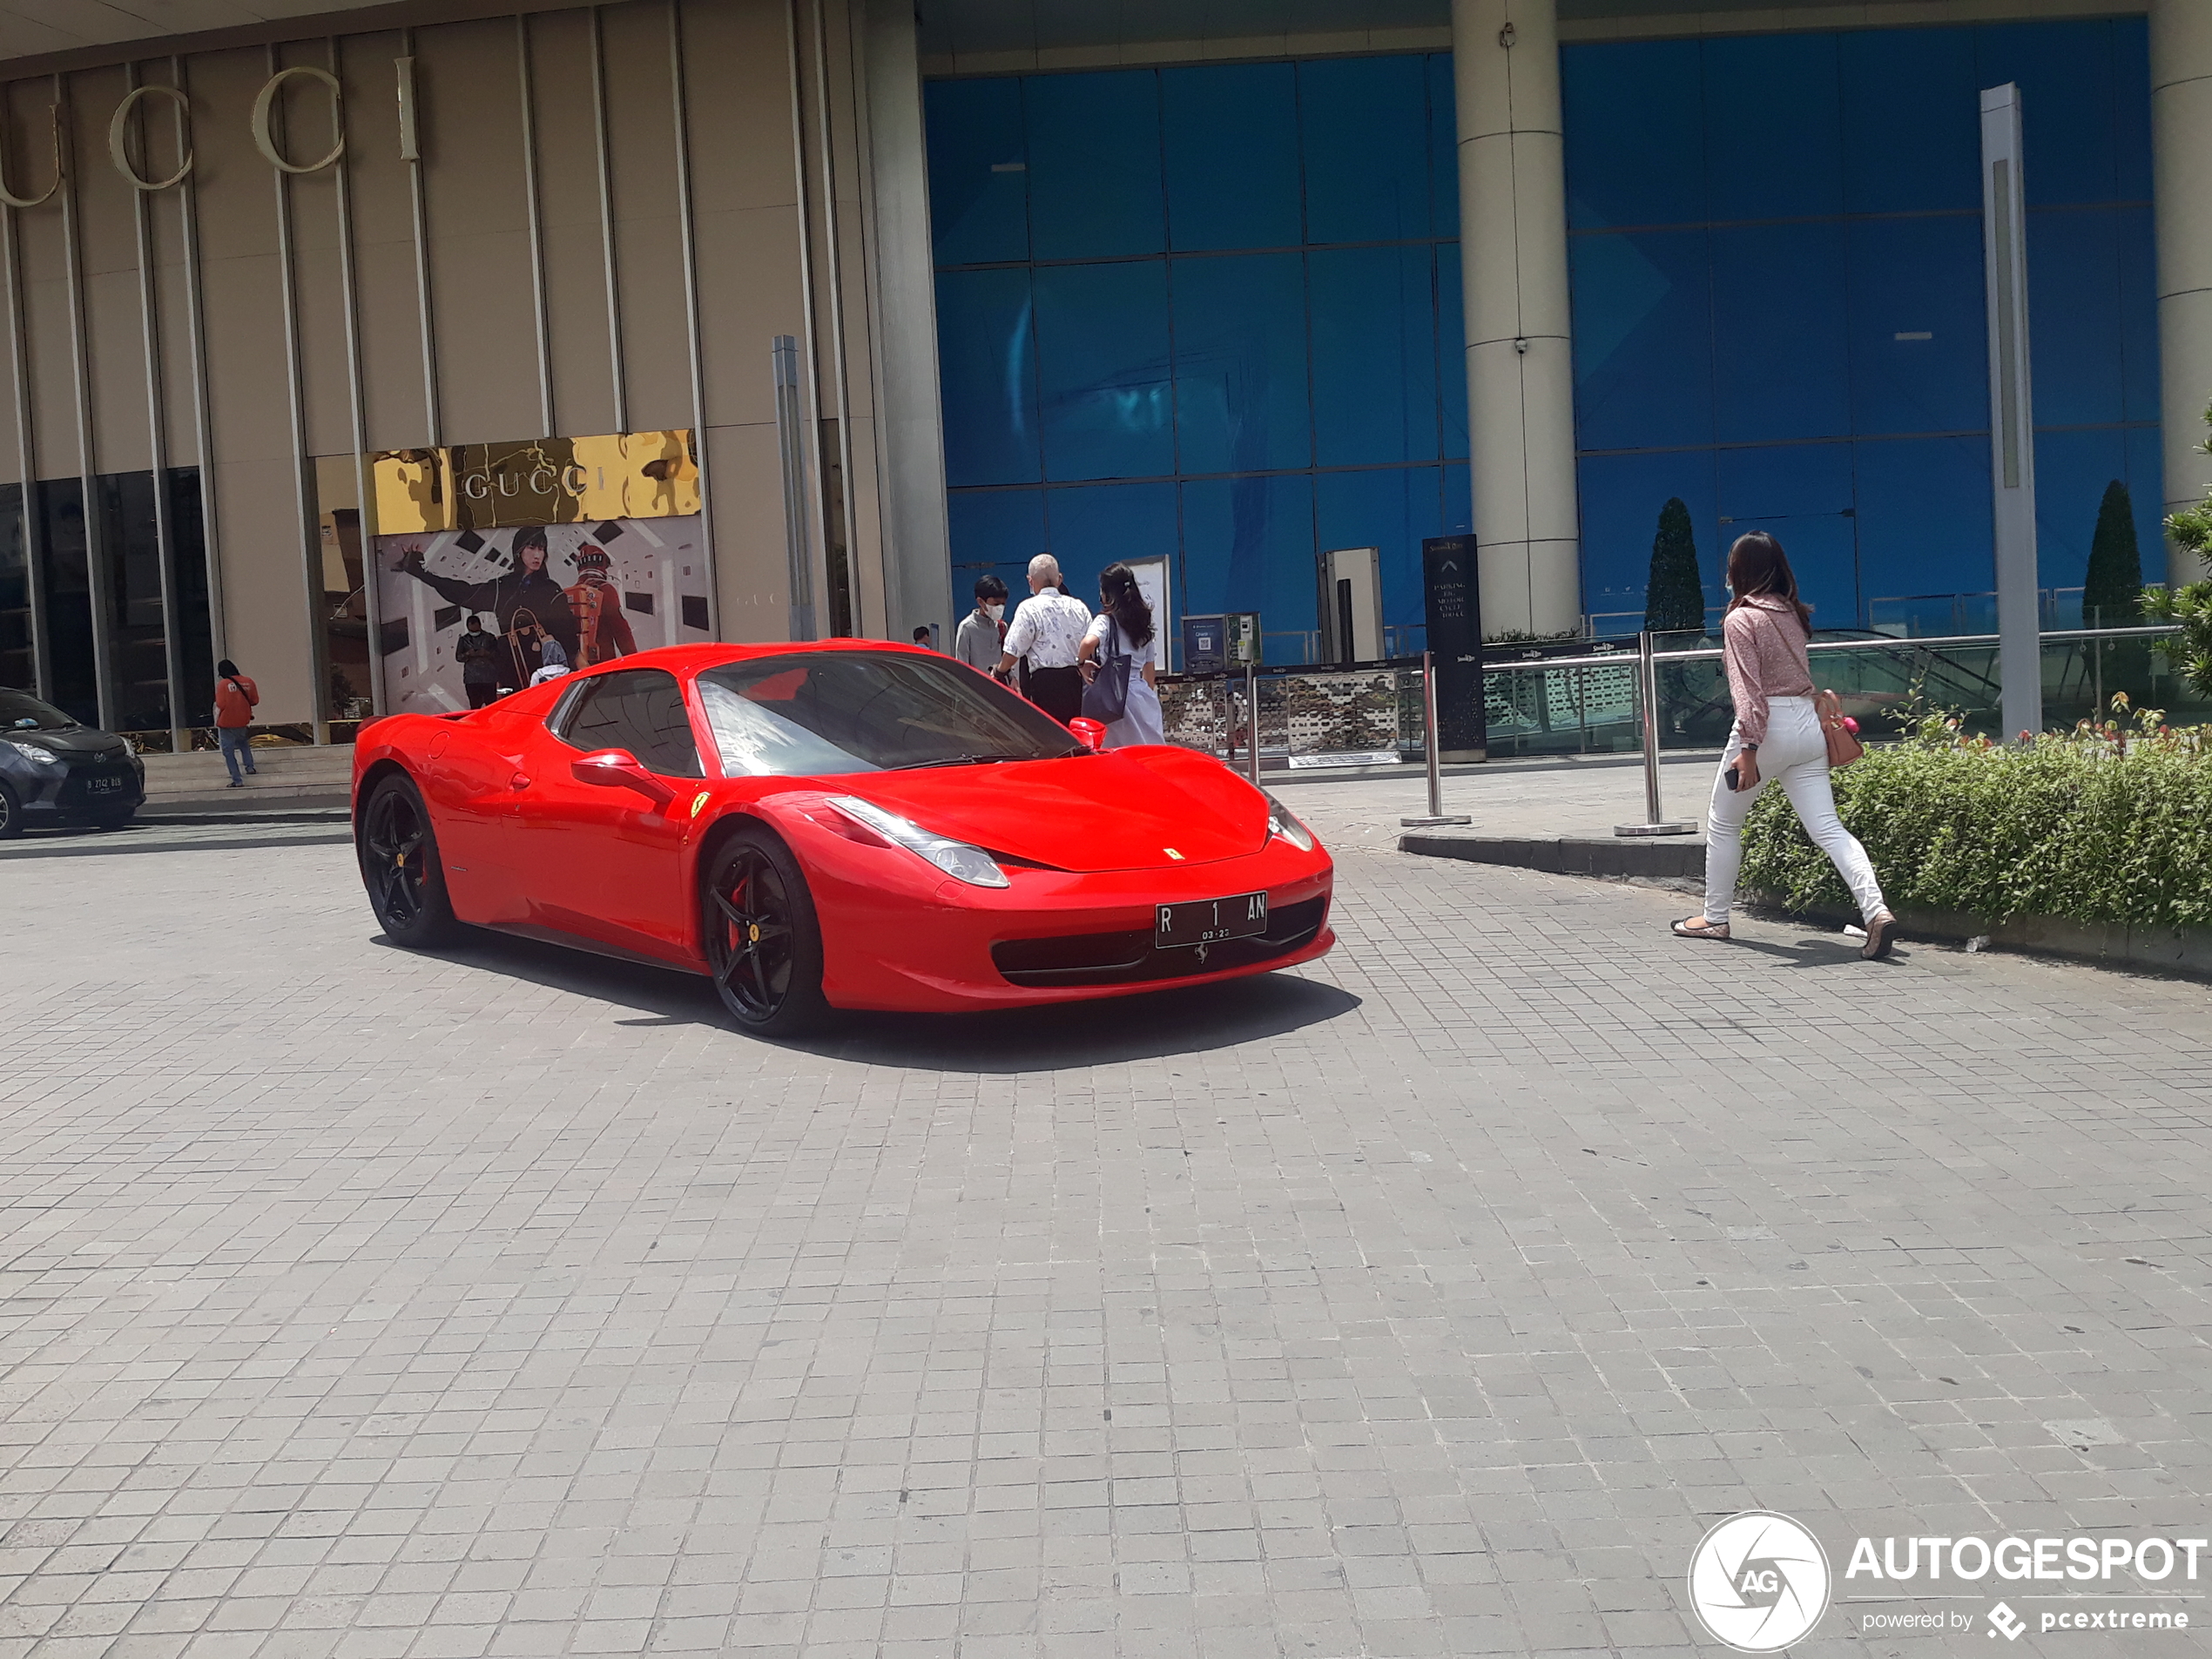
[1671,917,1730,941]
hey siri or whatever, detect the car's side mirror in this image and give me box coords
[1069,718,1105,753]
[571,748,675,807]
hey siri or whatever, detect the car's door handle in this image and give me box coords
[510,772,530,791]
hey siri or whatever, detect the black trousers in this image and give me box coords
[465,682,501,709]
[1025,664,1083,726]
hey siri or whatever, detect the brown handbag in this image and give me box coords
[1816,689,1864,768]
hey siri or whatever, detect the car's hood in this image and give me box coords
[829,747,1272,873]
[5,726,129,760]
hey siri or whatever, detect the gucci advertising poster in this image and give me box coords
[369,432,713,716]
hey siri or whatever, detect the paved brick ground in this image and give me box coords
[2,813,2209,1659]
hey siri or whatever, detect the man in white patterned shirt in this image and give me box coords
[997,554,1093,725]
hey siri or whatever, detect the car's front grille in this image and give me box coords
[991,894,1328,988]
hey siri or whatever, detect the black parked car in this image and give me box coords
[0,689,146,837]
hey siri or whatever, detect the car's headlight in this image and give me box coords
[827,796,1009,888]
[1262,791,1315,852]
[4,739,62,768]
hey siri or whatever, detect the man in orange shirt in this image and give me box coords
[213,658,259,787]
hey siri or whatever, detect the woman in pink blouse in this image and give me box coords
[1673,532,1897,959]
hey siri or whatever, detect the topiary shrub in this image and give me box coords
[1737,698,2212,930]
[1642,497,1704,637]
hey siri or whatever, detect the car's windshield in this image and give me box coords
[0,690,78,731]
[696,651,1080,776]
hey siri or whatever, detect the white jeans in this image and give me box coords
[1703,695,1888,926]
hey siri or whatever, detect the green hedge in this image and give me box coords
[1738,704,2212,930]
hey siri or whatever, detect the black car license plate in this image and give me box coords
[84,774,123,795]
[1156,891,1267,949]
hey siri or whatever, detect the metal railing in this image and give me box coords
[1157,621,2195,778]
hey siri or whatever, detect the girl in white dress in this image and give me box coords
[1077,563,1165,748]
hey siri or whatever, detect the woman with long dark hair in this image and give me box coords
[1077,563,1164,747]
[1674,531,1897,959]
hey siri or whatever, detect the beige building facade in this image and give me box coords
[0,0,949,738]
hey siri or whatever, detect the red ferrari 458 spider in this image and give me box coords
[351,641,1334,1033]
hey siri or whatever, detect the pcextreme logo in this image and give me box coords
[1686,1512,1833,1652]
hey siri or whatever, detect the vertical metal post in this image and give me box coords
[331,37,386,718]
[57,73,118,732]
[174,55,224,678]
[1982,83,2042,741]
[400,36,440,448]
[1244,660,1260,788]
[1641,630,1662,822]
[2,154,50,700]
[516,16,555,439]
[1615,629,1696,836]
[121,63,186,751]
[667,0,718,639]
[1401,650,1470,827]
[588,7,625,435]
[772,334,816,641]
[266,45,330,745]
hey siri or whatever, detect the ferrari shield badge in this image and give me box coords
[690,791,711,819]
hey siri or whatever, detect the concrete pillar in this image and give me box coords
[2154,0,2212,583]
[1452,0,1581,637]
[860,0,954,640]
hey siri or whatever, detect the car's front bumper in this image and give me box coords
[779,806,1336,1013]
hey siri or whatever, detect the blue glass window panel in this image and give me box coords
[1024,71,1164,260]
[2033,428,2136,594]
[1973,21,2116,207]
[2117,205,2161,425]
[948,489,1048,601]
[2114,18,2153,202]
[1181,474,1315,637]
[1032,261,1175,482]
[1570,229,1713,454]
[1043,482,1179,596]
[1428,54,1460,239]
[1437,245,1467,462]
[1713,442,1858,625]
[1703,34,1843,223]
[937,268,1041,487]
[1163,64,1300,253]
[2125,427,2166,570]
[1171,253,1310,475]
[1316,467,1443,631]
[1444,462,1471,531]
[1300,56,1432,245]
[1838,28,1979,215]
[1575,449,1720,627]
[926,78,1029,266]
[1711,222,1850,444]
[1852,436,1993,612]
[1309,246,1439,468]
[2026,207,2125,429]
[1561,38,1703,231]
[1847,215,1987,438]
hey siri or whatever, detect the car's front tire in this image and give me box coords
[0,780,20,840]
[358,772,461,948]
[701,823,829,1037]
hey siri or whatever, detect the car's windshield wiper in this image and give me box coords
[896,749,1072,770]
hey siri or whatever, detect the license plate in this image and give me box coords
[1156,891,1267,949]
[84,775,123,794]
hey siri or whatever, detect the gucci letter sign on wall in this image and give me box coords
[0,61,426,199]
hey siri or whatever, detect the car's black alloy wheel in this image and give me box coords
[0,780,19,840]
[360,774,459,948]
[703,826,827,1036]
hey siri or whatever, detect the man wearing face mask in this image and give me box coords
[954,575,1009,674]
